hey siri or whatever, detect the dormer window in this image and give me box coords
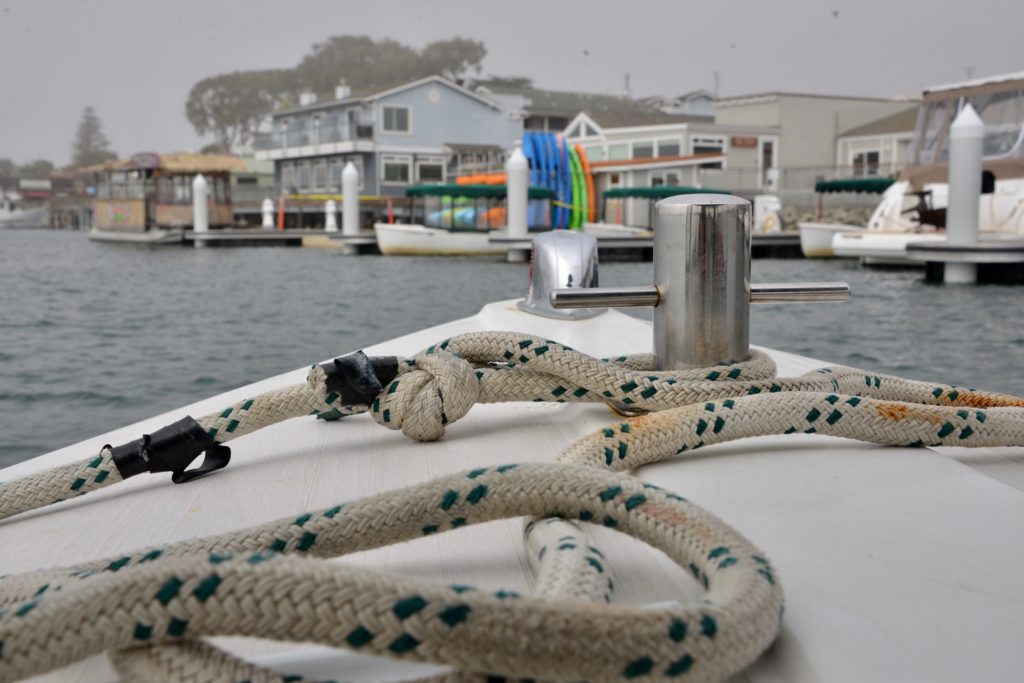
[382,105,411,133]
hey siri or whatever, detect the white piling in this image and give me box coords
[945,104,984,284]
[192,174,209,248]
[325,199,338,232]
[341,162,360,254]
[261,198,274,229]
[505,141,529,263]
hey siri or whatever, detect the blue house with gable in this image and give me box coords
[254,76,521,198]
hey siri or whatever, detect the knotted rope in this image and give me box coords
[2,331,1023,683]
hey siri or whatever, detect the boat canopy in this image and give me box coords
[405,184,555,200]
[814,177,896,194]
[602,186,728,200]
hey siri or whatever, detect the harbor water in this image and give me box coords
[2,228,1022,466]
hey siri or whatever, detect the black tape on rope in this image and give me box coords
[107,416,231,484]
[321,351,399,407]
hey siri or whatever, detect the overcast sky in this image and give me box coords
[2,0,1021,165]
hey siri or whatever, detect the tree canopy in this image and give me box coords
[184,35,490,152]
[70,107,116,167]
[185,69,297,152]
[18,160,55,177]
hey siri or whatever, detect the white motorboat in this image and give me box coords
[831,229,942,265]
[797,221,866,257]
[0,196,45,228]
[828,71,1024,266]
[2,197,1023,683]
[374,221,509,256]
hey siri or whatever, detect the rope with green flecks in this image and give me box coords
[2,330,1024,682]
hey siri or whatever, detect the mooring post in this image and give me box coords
[192,173,209,248]
[261,198,274,229]
[342,161,360,254]
[506,141,529,263]
[325,199,338,232]
[945,104,984,284]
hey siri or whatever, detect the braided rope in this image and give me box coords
[2,331,1023,682]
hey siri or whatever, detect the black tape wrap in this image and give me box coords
[321,351,399,408]
[107,416,231,484]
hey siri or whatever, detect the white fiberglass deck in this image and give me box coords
[2,301,1023,682]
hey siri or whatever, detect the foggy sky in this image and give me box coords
[2,0,1021,165]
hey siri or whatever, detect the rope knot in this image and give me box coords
[371,351,480,441]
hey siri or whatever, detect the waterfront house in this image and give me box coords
[562,109,779,197]
[833,106,919,178]
[253,76,520,198]
[712,92,919,194]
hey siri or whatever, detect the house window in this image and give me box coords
[297,162,311,190]
[330,159,344,190]
[381,155,412,184]
[632,141,654,159]
[657,139,681,157]
[313,160,327,190]
[691,136,726,169]
[650,170,682,187]
[416,157,445,183]
[382,106,411,133]
[585,146,605,161]
[281,162,296,191]
[567,123,583,138]
[312,116,321,145]
[584,123,599,137]
[547,116,569,131]
[608,143,629,160]
[852,150,881,177]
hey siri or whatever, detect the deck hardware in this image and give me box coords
[518,230,603,319]
[551,194,851,369]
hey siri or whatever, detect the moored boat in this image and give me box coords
[828,71,1024,266]
[374,182,555,256]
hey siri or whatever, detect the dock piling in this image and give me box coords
[945,104,984,284]
[325,199,338,232]
[261,198,274,229]
[193,174,209,248]
[342,162,360,254]
[505,141,529,263]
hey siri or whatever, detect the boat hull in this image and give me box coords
[798,222,866,258]
[3,300,1024,681]
[88,228,186,244]
[0,206,46,228]
[831,231,942,266]
[374,222,508,256]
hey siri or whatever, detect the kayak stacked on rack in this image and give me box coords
[522,131,596,229]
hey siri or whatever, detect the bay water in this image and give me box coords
[2,229,1022,466]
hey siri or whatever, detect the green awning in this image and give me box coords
[814,177,895,194]
[602,186,729,199]
[405,184,556,200]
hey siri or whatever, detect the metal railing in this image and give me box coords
[254,125,375,150]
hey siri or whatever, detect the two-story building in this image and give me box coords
[563,109,780,199]
[254,76,521,198]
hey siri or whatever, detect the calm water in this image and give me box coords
[2,229,1022,466]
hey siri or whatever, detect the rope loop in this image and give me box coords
[372,350,480,442]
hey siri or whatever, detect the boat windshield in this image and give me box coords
[912,85,1024,165]
[968,88,1024,158]
[912,99,950,165]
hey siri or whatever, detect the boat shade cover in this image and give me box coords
[814,177,896,194]
[405,184,556,200]
[602,186,729,199]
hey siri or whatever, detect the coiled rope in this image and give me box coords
[2,331,1023,682]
